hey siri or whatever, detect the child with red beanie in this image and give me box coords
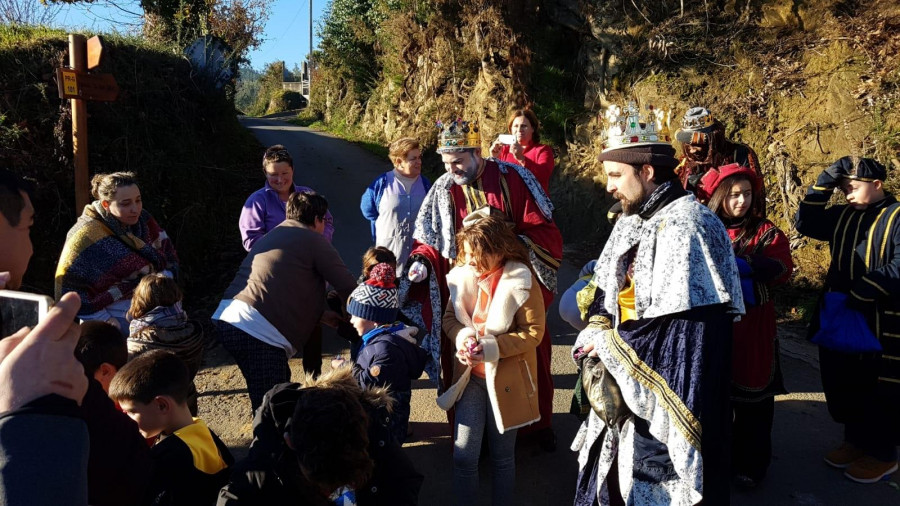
[335,262,427,443]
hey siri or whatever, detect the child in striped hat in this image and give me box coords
[337,261,427,443]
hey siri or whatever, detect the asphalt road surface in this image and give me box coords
[196,117,900,505]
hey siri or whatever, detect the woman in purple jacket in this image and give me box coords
[239,145,334,251]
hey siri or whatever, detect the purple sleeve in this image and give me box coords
[322,210,335,242]
[239,191,266,252]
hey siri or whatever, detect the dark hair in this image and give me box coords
[628,163,677,185]
[289,388,373,490]
[77,321,128,375]
[128,273,182,320]
[286,191,328,226]
[90,172,138,202]
[361,246,397,279]
[263,144,293,170]
[455,215,531,272]
[507,109,541,144]
[108,349,191,404]
[0,169,35,227]
[706,173,764,237]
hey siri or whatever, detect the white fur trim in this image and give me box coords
[480,335,499,363]
[446,261,532,338]
[454,327,477,352]
[436,366,471,411]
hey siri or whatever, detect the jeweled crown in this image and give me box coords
[601,102,672,152]
[436,118,481,152]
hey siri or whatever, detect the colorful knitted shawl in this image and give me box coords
[55,202,179,317]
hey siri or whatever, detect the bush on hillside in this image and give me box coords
[0,25,261,312]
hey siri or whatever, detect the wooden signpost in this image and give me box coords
[56,34,119,212]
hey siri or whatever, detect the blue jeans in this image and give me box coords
[453,375,517,506]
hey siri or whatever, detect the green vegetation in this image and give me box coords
[308,0,900,299]
[0,25,261,312]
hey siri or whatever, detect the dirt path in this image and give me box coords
[195,117,899,505]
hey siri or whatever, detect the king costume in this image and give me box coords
[572,104,744,505]
[399,119,563,436]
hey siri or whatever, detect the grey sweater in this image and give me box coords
[223,220,357,350]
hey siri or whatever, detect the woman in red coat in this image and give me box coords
[489,109,554,193]
[701,163,794,489]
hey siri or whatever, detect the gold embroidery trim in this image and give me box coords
[865,208,888,268]
[879,206,900,262]
[606,329,702,450]
[863,276,890,296]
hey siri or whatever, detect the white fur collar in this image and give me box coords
[446,261,532,338]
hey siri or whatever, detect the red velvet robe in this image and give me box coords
[406,159,562,430]
[728,218,793,400]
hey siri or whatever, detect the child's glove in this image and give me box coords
[407,261,429,283]
[815,159,850,190]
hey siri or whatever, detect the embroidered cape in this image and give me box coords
[572,193,743,505]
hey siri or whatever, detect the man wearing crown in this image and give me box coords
[399,118,563,450]
[675,106,762,197]
[571,103,743,504]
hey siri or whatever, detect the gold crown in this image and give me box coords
[601,102,671,152]
[436,118,481,152]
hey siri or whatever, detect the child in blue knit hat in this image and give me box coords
[333,261,427,443]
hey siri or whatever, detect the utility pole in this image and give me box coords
[309,0,313,66]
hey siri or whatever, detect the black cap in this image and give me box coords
[832,156,888,182]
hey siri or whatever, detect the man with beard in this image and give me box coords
[675,106,761,198]
[571,103,743,505]
[400,118,563,450]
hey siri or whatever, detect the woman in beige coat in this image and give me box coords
[438,214,546,506]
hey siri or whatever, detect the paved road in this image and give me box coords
[201,117,900,505]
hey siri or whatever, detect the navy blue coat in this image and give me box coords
[352,332,427,443]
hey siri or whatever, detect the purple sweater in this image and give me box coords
[239,182,335,251]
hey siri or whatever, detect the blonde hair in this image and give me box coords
[388,138,420,167]
[128,273,182,320]
[90,172,138,202]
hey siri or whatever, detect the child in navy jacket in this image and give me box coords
[336,262,426,443]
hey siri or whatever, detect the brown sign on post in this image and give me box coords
[56,68,119,102]
[87,35,104,70]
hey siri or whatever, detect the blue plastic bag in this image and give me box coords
[811,292,882,353]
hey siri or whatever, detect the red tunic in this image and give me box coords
[497,143,555,193]
[728,219,793,400]
[407,159,562,429]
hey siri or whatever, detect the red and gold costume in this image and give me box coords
[401,158,562,433]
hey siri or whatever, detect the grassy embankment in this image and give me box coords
[0,24,262,316]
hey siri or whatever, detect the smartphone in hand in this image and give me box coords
[497,134,516,145]
[0,290,54,338]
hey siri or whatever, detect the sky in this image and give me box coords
[46,0,327,71]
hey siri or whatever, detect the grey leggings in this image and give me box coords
[453,375,517,506]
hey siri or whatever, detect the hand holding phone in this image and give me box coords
[0,292,87,411]
[0,290,54,339]
[497,134,516,145]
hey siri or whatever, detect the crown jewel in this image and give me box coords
[601,102,671,152]
[436,118,481,152]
